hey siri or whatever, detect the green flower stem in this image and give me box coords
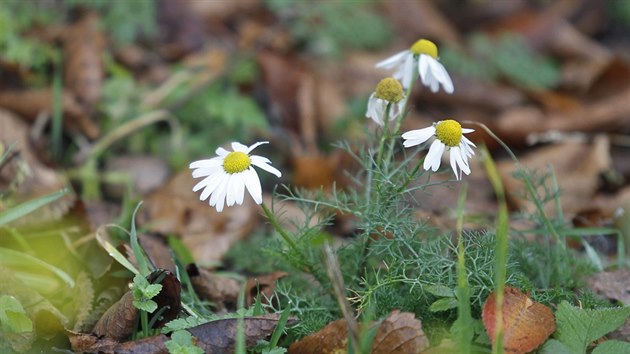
[261,202,327,280]
[397,157,423,193]
[261,203,299,252]
[383,66,416,171]
[375,103,393,167]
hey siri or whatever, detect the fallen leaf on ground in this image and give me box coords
[72,313,295,354]
[587,268,630,341]
[91,291,137,341]
[0,109,75,223]
[0,89,100,139]
[482,286,556,354]
[289,310,429,354]
[370,310,430,354]
[63,11,105,113]
[140,170,257,264]
[188,264,240,313]
[498,137,611,215]
[245,271,288,306]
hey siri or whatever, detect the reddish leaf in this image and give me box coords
[482,287,556,354]
[92,292,138,341]
[289,311,429,354]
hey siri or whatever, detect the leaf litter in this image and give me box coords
[0,0,630,352]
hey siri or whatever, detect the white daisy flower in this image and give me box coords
[190,141,281,212]
[376,39,454,94]
[402,120,475,180]
[366,77,407,126]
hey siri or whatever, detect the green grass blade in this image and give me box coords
[0,189,68,226]
[0,247,75,288]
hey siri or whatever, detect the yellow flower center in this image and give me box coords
[434,120,462,147]
[223,151,251,174]
[375,77,404,103]
[410,39,438,58]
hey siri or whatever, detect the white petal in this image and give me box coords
[189,157,222,170]
[192,164,222,178]
[233,172,245,205]
[216,147,230,157]
[198,172,225,200]
[418,55,430,83]
[428,58,454,94]
[375,50,409,69]
[366,94,384,126]
[462,136,476,148]
[424,140,445,172]
[462,128,474,134]
[243,168,263,204]
[209,175,229,211]
[251,155,282,177]
[454,147,471,176]
[226,174,238,207]
[402,126,435,147]
[232,142,249,152]
[450,148,460,180]
[400,55,415,88]
[246,141,269,153]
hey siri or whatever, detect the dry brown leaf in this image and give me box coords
[157,0,205,60]
[92,292,138,341]
[371,310,430,354]
[140,170,257,264]
[383,0,460,44]
[288,318,348,354]
[482,287,556,354]
[134,234,177,274]
[0,109,74,222]
[188,264,241,313]
[147,270,181,328]
[67,330,118,354]
[189,314,297,353]
[104,155,170,199]
[0,89,100,139]
[245,271,288,307]
[63,11,105,112]
[289,311,429,354]
[588,268,630,341]
[497,87,630,145]
[498,137,611,215]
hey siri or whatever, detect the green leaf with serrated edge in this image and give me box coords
[425,284,455,297]
[162,317,208,334]
[591,340,630,354]
[554,301,630,354]
[143,284,162,299]
[539,339,573,354]
[165,330,204,354]
[133,299,157,313]
[429,297,458,312]
[0,189,67,226]
[0,295,32,333]
[71,273,95,332]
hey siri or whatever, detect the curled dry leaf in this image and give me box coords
[140,170,257,264]
[587,268,630,341]
[289,311,429,354]
[147,269,181,328]
[0,89,100,139]
[63,11,105,112]
[188,264,240,313]
[92,291,137,341]
[482,286,556,354]
[245,271,288,307]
